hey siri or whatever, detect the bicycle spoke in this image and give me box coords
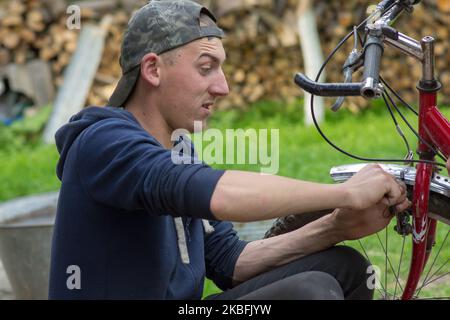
[356,239,387,297]
[393,235,406,299]
[375,232,404,294]
[412,272,450,299]
[415,230,449,296]
[385,228,388,294]
[357,239,372,266]
[422,271,449,288]
[421,259,449,288]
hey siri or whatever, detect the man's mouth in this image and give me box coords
[202,102,213,110]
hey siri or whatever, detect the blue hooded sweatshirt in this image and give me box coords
[49,106,248,299]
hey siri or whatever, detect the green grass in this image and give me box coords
[0,145,60,201]
[0,105,61,201]
[0,99,448,299]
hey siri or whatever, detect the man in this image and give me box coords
[49,0,410,299]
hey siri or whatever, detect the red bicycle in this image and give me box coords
[265,0,449,300]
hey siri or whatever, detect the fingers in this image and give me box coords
[384,177,408,206]
[347,163,410,211]
[382,206,395,218]
[382,180,410,213]
[381,178,411,213]
[397,180,407,195]
[394,198,412,213]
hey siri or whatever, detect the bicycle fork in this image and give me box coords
[402,36,450,300]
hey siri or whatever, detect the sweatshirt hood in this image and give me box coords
[55,106,139,180]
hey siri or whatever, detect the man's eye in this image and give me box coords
[200,66,212,74]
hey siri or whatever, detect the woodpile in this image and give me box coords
[215,0,450,110]
[0,0,145,107]
[0,0,76,88]
[0,0,449,112]
[217,4,303,109]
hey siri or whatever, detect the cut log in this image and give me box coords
[26,9,47,32]
[1,14,22,27]
[233,69,246,83]
[14,44,29,64]
[0,49,10,66]
[437,0,450,12]
[7,0,26,16]
[19,28,36,44]
[40,0,66,19]
[2,32,21,50]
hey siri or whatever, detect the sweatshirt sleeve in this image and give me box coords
[75,118,224,220]
[204,220,249,290]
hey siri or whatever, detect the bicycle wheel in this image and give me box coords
[264,164,450,300]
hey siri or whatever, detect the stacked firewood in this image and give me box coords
[0,0,145,106]
[0,0,449,111]
[217,4,303,109]
[0,0,76,89]
[215,0,450,110]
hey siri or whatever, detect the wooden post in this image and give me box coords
[297,0,325,125]
[43,16,112,144]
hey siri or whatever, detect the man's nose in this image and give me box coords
[209,68,230,97]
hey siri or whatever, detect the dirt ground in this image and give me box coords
[0,260,13,299]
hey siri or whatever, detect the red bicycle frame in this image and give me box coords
[402,64,450,299]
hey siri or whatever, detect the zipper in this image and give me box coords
[183,217,192,242]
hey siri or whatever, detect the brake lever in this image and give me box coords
[331,50,364,111]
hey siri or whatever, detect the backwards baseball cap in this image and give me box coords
[108,0,225,108]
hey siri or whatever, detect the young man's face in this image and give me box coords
[157,37,229,133]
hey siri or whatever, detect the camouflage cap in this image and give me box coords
[108,0,225,108]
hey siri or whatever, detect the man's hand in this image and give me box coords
[331,200,411,241]
[341,164,409,212]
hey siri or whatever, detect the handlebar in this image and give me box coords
[360,30,384,98]
[294,0,421,103]
[294,29,385,100]
[294,73,362,97]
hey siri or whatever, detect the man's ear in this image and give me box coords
[140,53,161,87]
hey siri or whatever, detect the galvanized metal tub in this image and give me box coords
[0,191,58,299]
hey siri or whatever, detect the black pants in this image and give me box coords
[205,246,373,300]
